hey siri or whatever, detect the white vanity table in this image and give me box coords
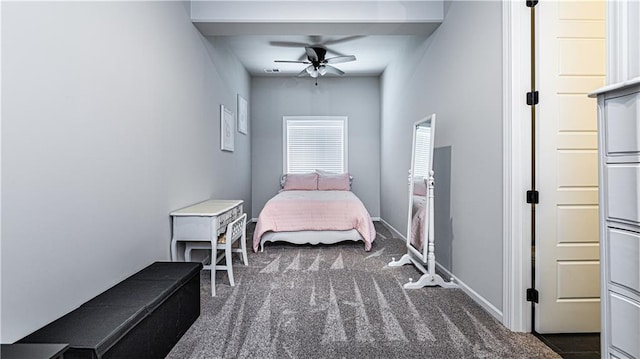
[170,200,244,262]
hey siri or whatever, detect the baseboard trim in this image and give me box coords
[435,262,504,323]
[379,218,405,240]
[379,219,504,324]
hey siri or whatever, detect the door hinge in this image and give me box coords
[526,91,539,105]
[526,190,539,204]
[526,0,539,8]
[526,288,539,303]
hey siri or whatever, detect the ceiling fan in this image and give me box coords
[274,46,356,85]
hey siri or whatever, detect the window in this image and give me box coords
[283,116,348,174]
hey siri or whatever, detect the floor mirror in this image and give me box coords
[389,113,457,289]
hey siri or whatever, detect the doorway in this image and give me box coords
[534,0,605,334]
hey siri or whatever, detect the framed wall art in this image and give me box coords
[221,104,235,152]
[237,94,248,135]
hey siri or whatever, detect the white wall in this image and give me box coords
[380,1,504,310]
[1,1,250,342]
[251,77,380,219]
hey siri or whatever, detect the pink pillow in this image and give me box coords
[283,173,318,190]
[318,173,350,191]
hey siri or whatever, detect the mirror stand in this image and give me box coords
[389,173,457,289]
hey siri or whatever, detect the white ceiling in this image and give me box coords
[217,34,428,77]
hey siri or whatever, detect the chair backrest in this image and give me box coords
[225,213,247,245]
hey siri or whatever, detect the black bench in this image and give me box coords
[19,261,202,359]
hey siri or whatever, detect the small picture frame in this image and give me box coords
[221,104,234,152]
[237,94,248,135]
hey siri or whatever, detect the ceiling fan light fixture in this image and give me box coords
[318,66,327,76]
[305,66,314,76]
[306,66,319,78]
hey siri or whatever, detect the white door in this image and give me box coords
[536,0,605,333]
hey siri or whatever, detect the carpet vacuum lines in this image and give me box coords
[167,223,560,359]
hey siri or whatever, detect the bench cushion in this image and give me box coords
[85,262,201,312]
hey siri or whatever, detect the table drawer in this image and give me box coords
[606,164,640,225]
[217,205,243,232]
[609,291,640,358]
[172,217,212,239]
[608,227,640,295]
[605,90,640,156]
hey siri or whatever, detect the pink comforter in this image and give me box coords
[253,190,376,252]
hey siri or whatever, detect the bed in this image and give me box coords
[252,172,376,252]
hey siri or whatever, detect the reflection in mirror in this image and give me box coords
[413,123,432,180]
[409,121,432,254]
[388,114,457,289]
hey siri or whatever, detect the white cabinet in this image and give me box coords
[591,78,640,359]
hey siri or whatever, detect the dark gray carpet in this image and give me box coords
[167,223,559,358]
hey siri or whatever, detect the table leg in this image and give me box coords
[171,238,178,262]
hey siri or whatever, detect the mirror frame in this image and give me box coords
[406,113,436,263]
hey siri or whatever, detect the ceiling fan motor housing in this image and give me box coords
[308,47,327,64]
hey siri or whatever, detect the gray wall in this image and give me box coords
[380,1,504,310]
[1,1,251,342]
[251,77,380,219]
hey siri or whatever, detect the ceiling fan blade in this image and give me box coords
[323,65,345,76]
[321,35,365,46]
[323,48,350,57]
[305,47,320,62]
[274,60,311,64]
[270,41,312,48]
[324,55,356,64]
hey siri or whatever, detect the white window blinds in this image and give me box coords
[284,117,348,174]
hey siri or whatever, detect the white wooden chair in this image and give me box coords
[185,213,248,296]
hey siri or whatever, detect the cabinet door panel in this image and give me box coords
[608,227,640,295]
[605,91,640,156]
[606,164,640,225]
[609,292,640,358]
